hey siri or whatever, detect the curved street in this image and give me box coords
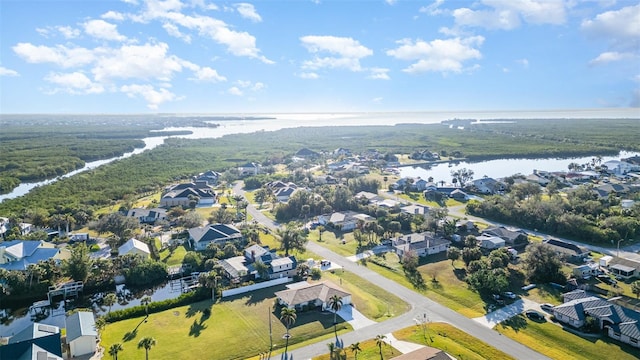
[233,182,550,360]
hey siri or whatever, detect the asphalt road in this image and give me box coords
[233,183,550,360]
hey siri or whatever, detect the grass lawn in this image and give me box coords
[394,322,516,360]
[309,229,360,257]
[312,338,397,360]
[496,314,639,360]
[101,288,352,360]
[364,252,487,317]
[320,270,410,321]
[158,244,188,266]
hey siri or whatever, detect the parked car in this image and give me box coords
[525,310,545,322]
[320,260,331,267]
[540,303,554,313]
[503,291,517,299]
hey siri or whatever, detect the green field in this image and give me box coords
[100,288,351,360]
[496,314,639,360]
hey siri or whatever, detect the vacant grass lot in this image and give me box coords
[101,287,351,360]
[496,314,639,360]
[394,322,516,360]
[158,244,188,266]
[309,229,360,257]
[365,252,487,318]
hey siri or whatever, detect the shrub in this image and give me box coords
[102,288,208,323]
[310,267,322,280]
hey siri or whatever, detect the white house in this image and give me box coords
[476,234,505,250]
[65,311,97,357]
[118,238,151,258]
[392,232,451,257]
[237,162,261,177]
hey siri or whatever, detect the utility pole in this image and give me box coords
[268,308,273,360]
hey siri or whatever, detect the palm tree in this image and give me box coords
[349,342,362,360]
[328,295,343,337]
[279,307,297,360]
[375,334,387,360]
[103,293,118,314]
[108,343,123,360]
[137,337,156,360]
[141,296,152,317]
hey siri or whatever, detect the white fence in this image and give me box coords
[222,277,292,298]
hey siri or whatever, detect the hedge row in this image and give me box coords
[102,288,209,323]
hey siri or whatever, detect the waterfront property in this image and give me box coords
[118,238,151,258]
[0,322,62,360]
[0,240,64,271]
[65,311,97,358]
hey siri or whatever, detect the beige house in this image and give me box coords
[275,281,351,311]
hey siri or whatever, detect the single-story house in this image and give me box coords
[449,189,468,201]
[392,232,451,258]
[0,240,63,271]
[273,186,298,203]
[607,257,640,280]
[127,207,167,224]
[482,226,529,247]
[354,191,384,204]
[118,238,151,258]
[469,177,505,195]
[193,170,221,185]
[455,220,475,232]
[0,322,62,360]
[188,223,243,251]
[572,263,599,278]
[402,204,429,217]
[66,311,97,357]
[318,211,373,232]
[543,239,590,262]
[390,346,454,360]
[218,255,249,283]
[553,290,640,348]
[275,281,351,311]
[476,234,505,250]
[295,148,320,159]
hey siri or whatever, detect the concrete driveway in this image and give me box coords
[473,298,541,328]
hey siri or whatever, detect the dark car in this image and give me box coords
[525,310,545,322]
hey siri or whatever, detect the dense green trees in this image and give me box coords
[522,243,565,284]
[64,243,93,282]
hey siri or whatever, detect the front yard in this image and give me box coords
[496,314,639,360]
[100,287,351,360]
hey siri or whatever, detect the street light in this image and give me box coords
[617,239,624,258]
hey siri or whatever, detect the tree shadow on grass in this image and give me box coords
[241,285,289,306]
[499,314,528,333]
[122,328,138,342]
[188,319,208,337]
[453,268,467,281]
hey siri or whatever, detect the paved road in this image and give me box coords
[233,183,550,359]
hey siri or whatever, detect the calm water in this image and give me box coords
[399,151,640,183]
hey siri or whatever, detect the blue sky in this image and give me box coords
[1,0,639,113]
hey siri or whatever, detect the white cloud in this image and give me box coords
[368,67,390,80]
[516,58,529,68]
[133,0,273,63]
[44,71,105,94]
[581,4,640,49]
[420,0,446,16]
[91,43,183,82]
[235,3,262,22]
[453,0,568,30]
[589,51,635,66]
[234,80,265,91]
[300,35,373,71]
[299,72,319,79]
[83,19,127,41]
[251,82,265,91]
[385,0,397,5]
[101,11,126,21]
[386,36,484,74]
[372,97,383,103]
[163,22,192,42]
[0,66,19,76]
[13,43,95,68]
[57,26,81,39]
[228,86,243,96]
[191,66,226,82]
[120,84,179,109]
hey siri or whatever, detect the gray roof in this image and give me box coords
[65,311,97,342]
[9,323,60,344]
[610,321,640,340]
[189,223,242,244]
[218,256,248,279]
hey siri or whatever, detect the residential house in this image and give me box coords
[482,226,529,247]
[449,189,468,201]
[275,281,351,311]
[188,223,243,251]
[218,255,249,283]
[295,148,320,159]
[469,177,505,195]
[220,244,298,283]
[0,323,63,360]
[572,263,599,279]
[193,170,221,185]
[267,181,299,203]
[391,346,454,360]
[525,172,550,186]
[401,204,429,217]
[118,238,151,258]
[455,220,475,232]
[392,232,451,258]
[607,257,640,280]
[160,185,216,207]
[318,211,373,232]
[593,183,631,198]
[553,290,640,348]
[0,217,8,238]
[354,191,384,205]
[543,239,590,262]
[603,160,639,175]
[0,240,62,271]
[127,207,167,224]
[333,148,351,156]
[476,234,505,250]
[237,162,261,177]
[65,311,97,357]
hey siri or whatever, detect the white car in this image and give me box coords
[541,303,554,313]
